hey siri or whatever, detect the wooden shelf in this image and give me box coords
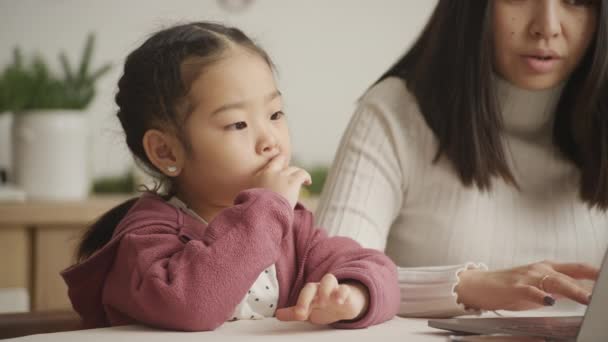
[0,195,132,227]
[0,196,131,312]
[0,195,319,227]
[0,194,319,312]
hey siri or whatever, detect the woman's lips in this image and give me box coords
[522,55,561,74]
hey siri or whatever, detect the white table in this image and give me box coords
[6,308,584,342]
[6,317,449,342]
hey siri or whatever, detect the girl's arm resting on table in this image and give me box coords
[280,216,401,329]
[105,189,292,331]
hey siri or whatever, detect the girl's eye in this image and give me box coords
[227,121,248,130]
[270,111,285,120]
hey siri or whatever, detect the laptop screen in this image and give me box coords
[576,248,608,341]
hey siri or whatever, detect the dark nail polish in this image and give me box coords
[543,296,555,306]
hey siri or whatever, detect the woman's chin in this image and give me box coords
[507,73,567,91]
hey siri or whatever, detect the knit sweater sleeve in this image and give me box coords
[289,210,400,329]
[104,189,293,331]
[396,263,487,317]
[315,78,486,318]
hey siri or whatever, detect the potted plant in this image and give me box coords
[1,34,111,200]
[0,70,12,181]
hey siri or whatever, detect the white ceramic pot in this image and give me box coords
[12,110,90,201]
[0,112,12,176]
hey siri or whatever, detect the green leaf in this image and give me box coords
[78,33,94,83]
[92,172,136,194]
[59,52,75,84]
[2,32,111,112]
[88,63,112,83]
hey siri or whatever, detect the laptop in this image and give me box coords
[428,249,608,341]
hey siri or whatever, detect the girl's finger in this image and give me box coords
[275,307,298,321]
[552,263,599,281]
[332,284,350,305]
[264,155,286,172]
[284,166,303,176]
[294,282,319,320]
[290,169,312,186]
[318,274,339,306]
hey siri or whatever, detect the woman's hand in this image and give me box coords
[253,155,312,208]
[275,273,370,325]
[456,260,598,311]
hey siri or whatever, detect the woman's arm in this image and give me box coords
[314,83,487,317]
[397,264,487,317]
[315,100,405,251]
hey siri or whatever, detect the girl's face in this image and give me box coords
[177,48,291,209]
[493,0,598,90]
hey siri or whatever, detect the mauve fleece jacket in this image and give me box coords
[61,189,400,331]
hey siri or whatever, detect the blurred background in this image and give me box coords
[0,0,435,316]
[0,0,436,182]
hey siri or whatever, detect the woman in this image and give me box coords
[316,0,608,317]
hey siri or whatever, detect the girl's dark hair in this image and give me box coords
[77,22,273,262]
[378,0,608,209]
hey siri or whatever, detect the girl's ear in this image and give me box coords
[142,129,186,177]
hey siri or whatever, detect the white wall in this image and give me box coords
[0,0,436,178]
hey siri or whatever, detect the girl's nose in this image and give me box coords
[256,129,279,156]
[529,0,562,40]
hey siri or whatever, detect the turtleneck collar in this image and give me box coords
[495,74,565,141]
[493,75,579,193]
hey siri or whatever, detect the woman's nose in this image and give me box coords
[529,0,562,40]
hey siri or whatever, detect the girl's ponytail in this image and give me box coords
[76,198,138,262]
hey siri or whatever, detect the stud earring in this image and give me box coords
[167,166,177,173]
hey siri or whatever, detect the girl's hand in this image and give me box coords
[253,155,312,208]
[456,260,598,311]
[275,274,369,325]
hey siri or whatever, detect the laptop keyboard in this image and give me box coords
[481,317,581,338]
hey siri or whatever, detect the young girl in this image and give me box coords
[60,22,399,331]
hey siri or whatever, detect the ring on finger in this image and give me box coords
[538,274,551,292]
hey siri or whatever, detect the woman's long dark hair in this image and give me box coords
[76,22,274,262]
[379,0,608,209]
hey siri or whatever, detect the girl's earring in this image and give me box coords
[167,166,177,173]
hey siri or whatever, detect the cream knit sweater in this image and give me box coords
[316,76,608,317]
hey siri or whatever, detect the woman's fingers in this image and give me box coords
[517,285,554,307]
[541,273,591,305]
[552,263,599,281]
